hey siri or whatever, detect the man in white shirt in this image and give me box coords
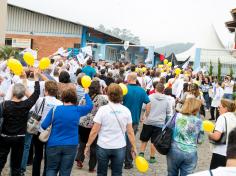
[189,127,236,176]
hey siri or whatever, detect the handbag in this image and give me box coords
[27,98,46,134]
[38,106,56,142]
[0,102,5,134]
[210,116,227,145]
[152,113,177,155]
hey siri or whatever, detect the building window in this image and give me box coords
[74,43,80,48]
[5,38,12,46]
[106,47,118,61]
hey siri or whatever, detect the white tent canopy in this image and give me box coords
[176,24,235,64]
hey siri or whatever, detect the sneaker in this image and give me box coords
[149,157,157,164]
[124,164,133,169]
[76,161,83,169]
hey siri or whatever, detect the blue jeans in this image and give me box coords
[96,145,126,176]
[21,132,33,172]
[167,143,198,176]
[46,145,77,176]
[203,92,210,109]
[223,93,233,100]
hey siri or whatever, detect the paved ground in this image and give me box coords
[2,114,213,176]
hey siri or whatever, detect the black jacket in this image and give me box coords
[2,81,40,135]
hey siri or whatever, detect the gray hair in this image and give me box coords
[12,83,26,99]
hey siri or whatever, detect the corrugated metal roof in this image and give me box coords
[7,5,82,37]
[7,1,92,29]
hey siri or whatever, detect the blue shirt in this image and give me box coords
[123,84,150,124]
[41,94,93,147]
[82,65,96,78]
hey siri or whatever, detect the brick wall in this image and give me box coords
[6,34,81,58]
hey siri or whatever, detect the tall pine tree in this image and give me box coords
[217,58,222,81]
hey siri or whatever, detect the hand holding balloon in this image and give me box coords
[202,120,215,132]
[81,76,92,88]
[135,156,149,173]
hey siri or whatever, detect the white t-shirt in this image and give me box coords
[34,96,63,132]
[224,80,234,94]
[93,102,132,149]
[144,76,153,90]
[189,167,236,176]
[212,112,236,156]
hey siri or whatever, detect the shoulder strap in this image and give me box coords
[37,98,46,115]
[109,105,126,139]
[162,112,177,131]
[224,116,227,137]
[209,169,213,176]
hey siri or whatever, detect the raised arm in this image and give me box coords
[77,93,93,116]
[24,70,40,108]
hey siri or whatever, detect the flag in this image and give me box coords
[159,54,165,61]
[77,53,85,65]
[81,46,92,56]
[181,57,190,69]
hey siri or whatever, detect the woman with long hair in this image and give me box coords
[76,80,108,173]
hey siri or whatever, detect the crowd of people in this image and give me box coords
[0,54,236,176]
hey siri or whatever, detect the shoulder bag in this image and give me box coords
[210,116,227,145]
[38,106,56,142]
[27,98,46,134]
[0,101,5,134]
[152,113,177,155]
[109,105,126,140]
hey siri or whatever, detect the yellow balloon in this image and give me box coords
[158,64,164,68]
[119,83,128,96]
[39,57,50,70]
[141,67,147,73]
[167,62,172,67]
[7,58,16,68]
[81,75,92,88]
[7,58,23,75]
[23,52,35,66]
[202,120,215,132]
[164,59,168,65]
[135,156,149,173]
[135,68,140,73]
[175,68,181,75]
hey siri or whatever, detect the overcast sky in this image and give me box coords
[8,0,236,47]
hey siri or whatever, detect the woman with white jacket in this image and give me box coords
[210,82,224,120]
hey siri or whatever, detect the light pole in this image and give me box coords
[0,0,7,46]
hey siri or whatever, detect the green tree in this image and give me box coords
[0,46,20,60]
[217,58,222,81]
[230,66,234,78]
[209,60,213,76]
